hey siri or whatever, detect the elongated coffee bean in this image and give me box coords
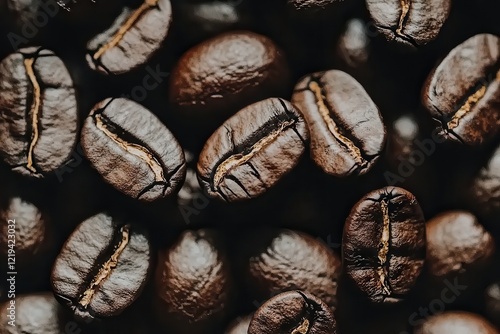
[248,291,337,334]
[366,0,451,47]
[422,34,500,145]
[197,98,308,202]
[86,0,172,74]
[81,98,186,202]
[342,186,426,303]
[292,70,385,177]
[51,213,152,321]
[0,47,78,177]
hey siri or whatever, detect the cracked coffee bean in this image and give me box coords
[81,97,186,202]
[86,0,172,75]
[292,69,385,177]
[248,290,337,334]
[238,228,341,308]
[342,186,426,303]
[51,212,152,322]
[422,34,500,145]
[413,311,500,334]
[0,47,78,178]
[169,31,290,117]
[197,98,308,202]
[366,0,451,47]
[153,229,234,334]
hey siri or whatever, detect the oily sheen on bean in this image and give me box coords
[51,213,152,321]
[343,186,426,303]
[81,98,186,202]
[292,69,385,177]
[0,47,78,177]
[197,98,308,202]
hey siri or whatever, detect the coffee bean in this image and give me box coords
[51,212,152,322]
[292,70,385,177]
[413,311,500,334]
[425,211,495,280]
[485,282,500,327]
[366,0,451,47]
[0,47,78,178]
[197,98,308,202]
[0,292,98,334]
[86,0,172,75]
[342,186,426,303]
[239,228,341,308]
[422,34,500,145]
[169,31,290,117]
[81,97,186,202]
[248,290,337,334]
[153,229,234,333]
[225,314,252,334]
[470,142,500,218]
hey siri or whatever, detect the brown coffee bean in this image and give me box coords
[248,291,337,334]
[366,0,451,47]
[342,186,426,303]
[81,98,186,202]
[414,311,500,334]
[86,0,172,75]
[422,34,500,145]
[169,31,289,117]
[197,98,308,202]
[51,213,152,322]
[292,70,385,177]
[153,229,234,334]
[0,47,78,177]
[470,142,500,218]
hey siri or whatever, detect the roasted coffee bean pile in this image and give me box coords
[0,0,499,333]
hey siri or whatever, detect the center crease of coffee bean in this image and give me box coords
[447,70,499,130]
[79,224,130,307]
[377,199,391,296]
[396,0,411,37]
[92,0,159,61]
[212,119,295,189]
[93,112,167,192]
[24,57,41,174]
[308,81,368,169]
[291,318,310,334]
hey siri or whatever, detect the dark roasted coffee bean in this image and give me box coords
[0,196,54,291]
[248,291,337,334]
[239,228,341,308]
[225,314,252,334]
[51,213,152,322]
[470,142,500,219]
[342,186,426,303]
[413,311,500,334]
[81,98,186,202]
[366,0,451,47]
[422,34,500,145]
[425,211,494,282]
[292,70,385,177]
[86,0,172,75]
[197,98,308,202]
[153,229,234,334]
[0,47,78,178]
[335,18,371,70]
[169,31,289,117]
[0,293,99,334]
[485,282,500,327]
[287,0,339,11]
